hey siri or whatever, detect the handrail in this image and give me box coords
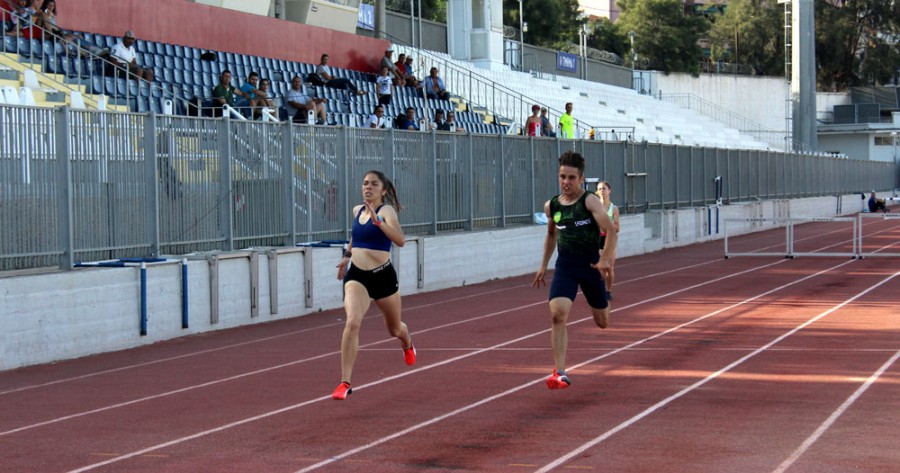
[659,92,798,151]
[1,4,192,114]
[382,32,593,138]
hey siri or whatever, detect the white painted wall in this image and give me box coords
[654,73,789,133]
[0,195,861,371]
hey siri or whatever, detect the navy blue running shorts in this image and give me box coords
[548,252,608,309]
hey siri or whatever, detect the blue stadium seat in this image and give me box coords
[164,43,174,56]
[161,68,173,83]
[154,42,165,55]
[135,39,146,52]
[190,58,201,72]
[4,36,17,53]
[174,45,184,58]
[136,96,149,113]
[172,69,185,85]
[191,70,202,86]
[138,81,150,97]
[173,57,184,70]
[150,97,162,114]
[90,76,104,95]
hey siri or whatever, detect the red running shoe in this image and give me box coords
[403,343,417,366]
[546,371,571,390]
[332,381,352,400]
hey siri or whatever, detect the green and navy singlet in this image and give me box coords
[550,191,600,257]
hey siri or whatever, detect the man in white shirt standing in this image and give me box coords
[107,30,153,81]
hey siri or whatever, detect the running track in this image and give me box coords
[1,218,898,472]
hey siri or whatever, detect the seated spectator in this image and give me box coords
[423,67,450,101]
[284,75,328,125]
[403,55,419,88]
[540,107,555,137]
[309,53,366,96]
[395,107,419,130]
[211,69,238,114]
[380,48,405,86]
[366,105,386,129]
[868,191,889,213]
[237,71,267,116]
[429,109,448,131]
[446,110,464,133]
[4,0,36,37]
[254,78,276,119]
[376,65,393,106]
[107,30,154,81]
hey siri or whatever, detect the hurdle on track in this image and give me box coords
[857,213,900,258]
[724,217,858,259]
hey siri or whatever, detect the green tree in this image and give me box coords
[707,0,784,76]
[615,0,710,74]
[502,0,583,47]
[586,17,629,58]
[816,0,900,90]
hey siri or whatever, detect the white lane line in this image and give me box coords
[64,259,789,472]
[293,259,856,473]
[534,268,900,473]
[1,256,724,396]
[770,349,900,473]
[1,256,729,430]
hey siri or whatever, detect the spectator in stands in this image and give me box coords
[430,109,449,131]
[423,67,449,101]
[107,30,153,81]
[445,110,463,133]
[366,105,386,129]
[4,0,35,37]
[212,69,238,113]
[254,78,276,120]
[403,55,419,88]
[540,107,555,137]
[396,107,419,130]
[285,75,328,125]
[310,53,366,96]
[376,65,393,106]
[525,104,541,137]
[868,191,889,213]
[380,49,405,86]
[559,102,575,138]
[237,71,266,117]
[610,129,619,141]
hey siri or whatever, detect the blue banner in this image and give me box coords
[557,51,578,73]
[357,3,374,31]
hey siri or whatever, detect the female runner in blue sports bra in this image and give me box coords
[332,170,416,400]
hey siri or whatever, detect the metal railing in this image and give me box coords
[1,3,193,115]
[660,93,797,151]
[1,104,895,272]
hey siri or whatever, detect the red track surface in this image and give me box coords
[2,218,899,473]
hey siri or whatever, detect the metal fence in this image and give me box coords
[0,104,895,271]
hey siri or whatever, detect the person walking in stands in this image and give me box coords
[376,65,393,106]
[594,180,620,300]
[312,53,366,96]
[558,102,574,138]
[533,151,617,390]
[332,170,416,400]
[525,104,542,137]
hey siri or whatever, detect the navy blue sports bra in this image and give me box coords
[351,205,392,252]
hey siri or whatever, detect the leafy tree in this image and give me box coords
[816,0,900,90]
[586,17,629,58]
[707,0,784,76]
[502,0,584,47]
[615,0,710,74]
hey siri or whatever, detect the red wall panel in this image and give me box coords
[57,0,389,73]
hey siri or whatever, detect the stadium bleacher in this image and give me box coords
[2,5,771,147]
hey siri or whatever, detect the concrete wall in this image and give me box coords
[654,73,789,133]
[0,195,861,371]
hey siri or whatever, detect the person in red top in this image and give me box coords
[525,104,542,137]
[332,170,416,400]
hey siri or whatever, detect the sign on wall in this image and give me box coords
[557,51,578,73]
[357,3,374,30]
